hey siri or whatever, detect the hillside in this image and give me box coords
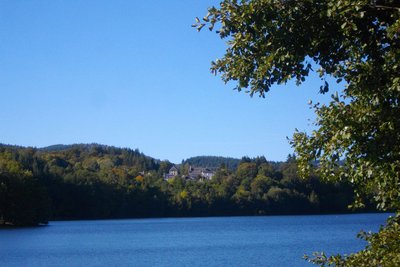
[0,143,370,226]
[182,156,240,170]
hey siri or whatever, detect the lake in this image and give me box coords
[0,213,389,267]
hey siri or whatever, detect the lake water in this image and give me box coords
[0,213,389,267]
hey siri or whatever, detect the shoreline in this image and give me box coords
[1,211,392,228]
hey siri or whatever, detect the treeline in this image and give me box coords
[182,156,241,170]
[0,144,370,226]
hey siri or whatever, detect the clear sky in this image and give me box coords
[0,0,332,163]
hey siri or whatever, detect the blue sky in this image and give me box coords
[0,0,332,163]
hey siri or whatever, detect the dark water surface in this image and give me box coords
[0,213,389,266]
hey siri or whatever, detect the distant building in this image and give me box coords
[188,166,215,180]
[169,166,178,176]
[201,168,214,180]
[163,165,215,181]
[164,165,179,180]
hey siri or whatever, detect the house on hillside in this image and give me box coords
[163,165,215,180]
[201,168,214,180]
[188,166,215,180]
[164,165,179,180]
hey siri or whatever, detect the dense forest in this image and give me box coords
[0,143,371,226]
[182,156,241,170]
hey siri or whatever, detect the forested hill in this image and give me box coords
[38,144,75,152]
[182,156,240,170]
[0,143,371,226]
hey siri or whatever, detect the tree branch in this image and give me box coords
[370,4,400,11]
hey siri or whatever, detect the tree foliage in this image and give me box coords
[195,0,400,265]
[0,151,50,226]
[182,156,240,170]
